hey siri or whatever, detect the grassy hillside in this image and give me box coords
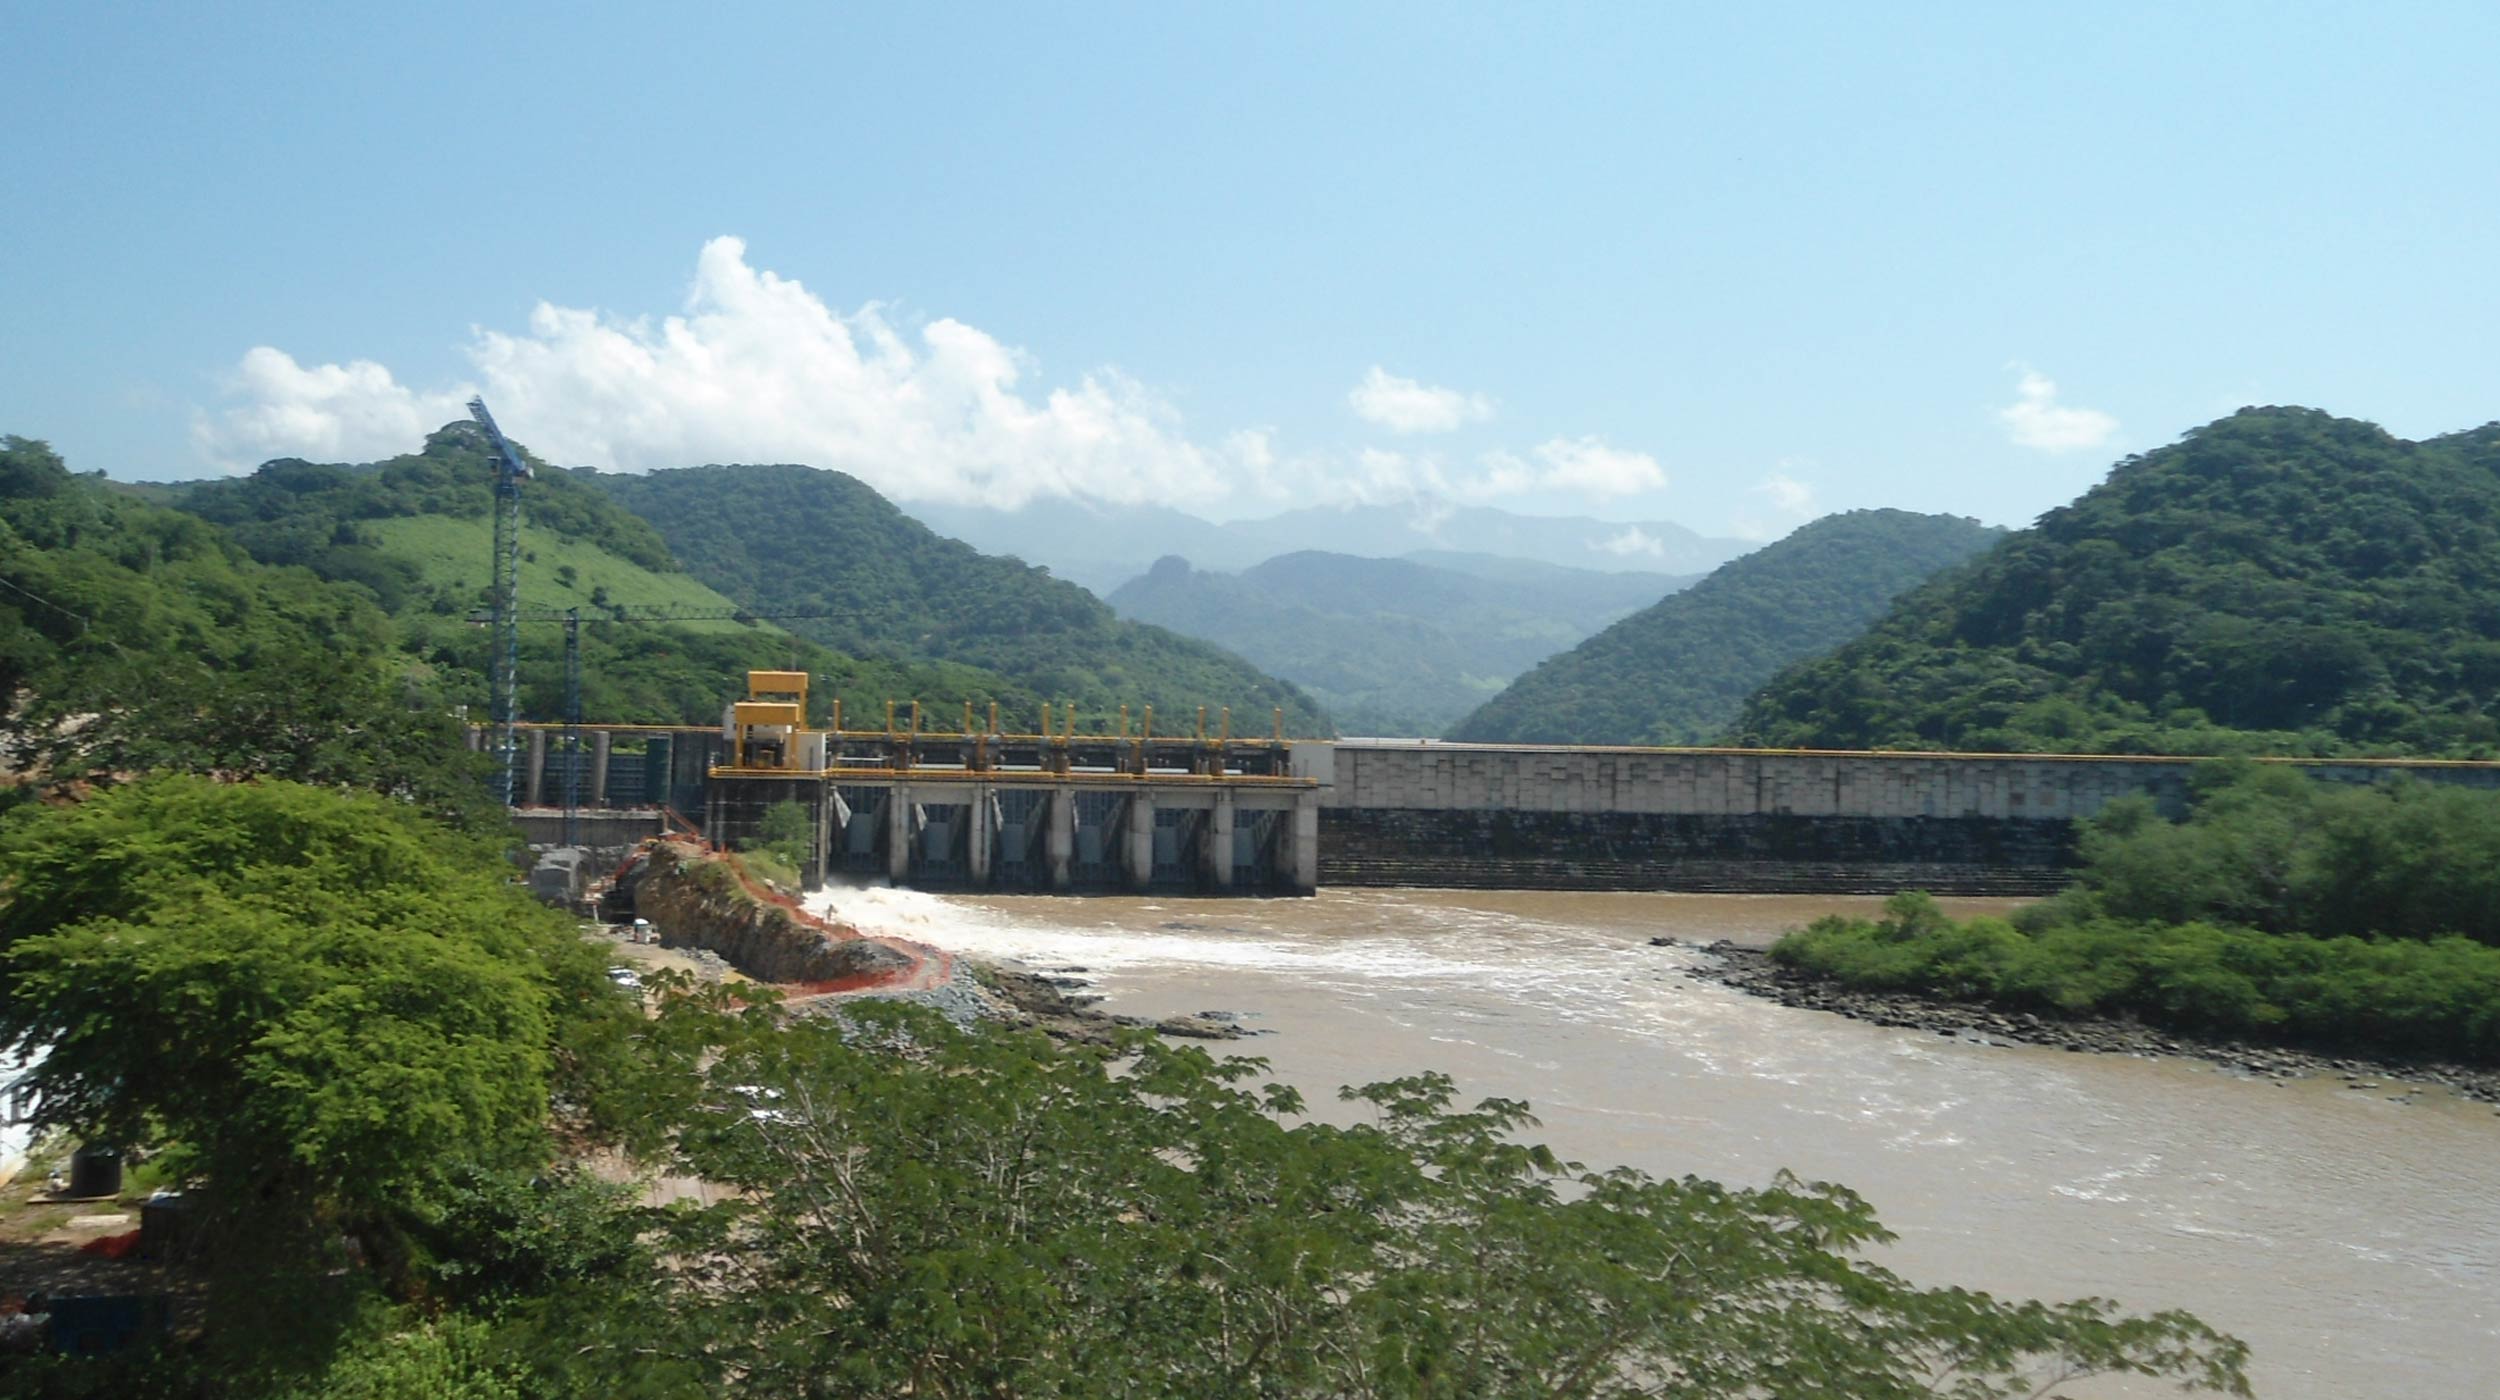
[1450,510,2003,746]
[587,464,1333,735]
[1737,408,2500,756]
[166,428,1037,726]
[360,516,757,632]
[1109,551,1693,736]
[170,423,677,609]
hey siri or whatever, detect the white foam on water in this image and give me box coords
[805,883,1512,983]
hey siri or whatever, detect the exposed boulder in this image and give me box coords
[631,838,913,986]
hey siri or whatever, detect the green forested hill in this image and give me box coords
[164,427,1026,726]
[585,464,1333,734]
[1,434,512,826]
[169,423,678,609]
[1449,510,2003,745]
[1736,408,2500,756]
[3,435,389,702]
[1108,551,1692,736]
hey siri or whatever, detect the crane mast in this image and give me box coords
[466,396,532,807]
[476,605,844,839]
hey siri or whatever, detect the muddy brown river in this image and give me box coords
[806,886,2500,1399]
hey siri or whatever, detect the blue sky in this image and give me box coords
[5,2,2496,539]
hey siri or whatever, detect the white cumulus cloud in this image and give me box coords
[194,348,473,471]
[193,238,1675,515]
[1755,471,1816,516]
[1466,436,1666,501]
[1998,367,2118,452]
[1347,366,1494,434]
[195,236,1249,509]
[1591,526,1666,559]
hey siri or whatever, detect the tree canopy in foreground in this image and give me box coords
[623,992,2250,1399]
[0,777,629,1330]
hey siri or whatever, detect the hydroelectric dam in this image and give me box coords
[491,673,2500,897]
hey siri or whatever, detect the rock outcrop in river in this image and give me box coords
[627,838,917,987]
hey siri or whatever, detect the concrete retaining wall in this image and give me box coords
[1314,742,2500,894]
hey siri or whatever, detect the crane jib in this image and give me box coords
[464,395,532,480]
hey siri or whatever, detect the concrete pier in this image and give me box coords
[705,772,1319,896]
[589,730,611,806]
[524,729,547,807]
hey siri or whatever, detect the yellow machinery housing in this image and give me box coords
[728,671,821,771]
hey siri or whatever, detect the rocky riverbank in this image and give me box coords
[1676,940,2500,1108]
[978,965,1253,1045]
[629,838,924,987]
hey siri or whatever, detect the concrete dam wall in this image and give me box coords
[503,723,2500,896]
[1309,742,2500,895]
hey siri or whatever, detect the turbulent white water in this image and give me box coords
[804,884,2500,1399]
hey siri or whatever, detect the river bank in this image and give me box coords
[1676,939,2500,1108]
[808,885,2500,1397]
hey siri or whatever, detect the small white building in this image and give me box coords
[0,1044,44,1189]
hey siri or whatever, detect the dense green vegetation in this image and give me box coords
[1777,895,2500,1064]
[589,463,1332,734]
[0,783,2249,1395]
[0,777,639,1384]
[169,424,677,586]
[2057,761,2500,944]
[1771,765,2500,1062]
[622,995,2246,1399]
[1452,510,2002,746]
[1108,551,1690,735]
[1739,408,2500,755]
[1,437,504,830]
[2,437,387,703]
[161,427,1035,726]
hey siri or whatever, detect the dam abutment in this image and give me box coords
[1312,742,2500,895]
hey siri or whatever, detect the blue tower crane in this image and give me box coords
[465,395,532,807]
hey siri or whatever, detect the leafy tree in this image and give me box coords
[0,777,627,1305]
[2056,762,2500,945]
[1769,766,2500,1060]
[1775,901,2500,1063]
[30,646,506,834]
[628,992,2248,1399]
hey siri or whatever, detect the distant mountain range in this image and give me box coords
[907,498,1749,596]
[1108,550,1697,737]
[1451,509,2005,746]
